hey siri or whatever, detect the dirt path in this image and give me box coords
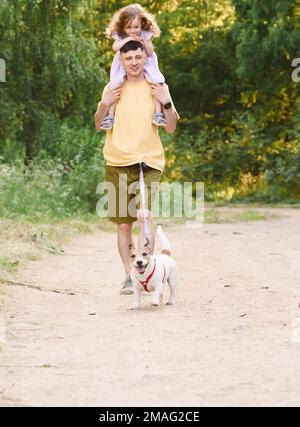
[1,209,300,407]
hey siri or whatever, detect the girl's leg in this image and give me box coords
[145,78,162,114]
[154,98,162,114]
[108,76,125,119]
[152,84,167,127]
[100,78,124,130]
[154,82,165,114]
[145,79,167,127]
[108,102,116,118]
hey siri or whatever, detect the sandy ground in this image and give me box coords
[1,208,300,407]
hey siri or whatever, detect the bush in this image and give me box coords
[0,123,106,220]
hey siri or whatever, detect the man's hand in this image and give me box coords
[100,85,122,108]
[150,83,170,105]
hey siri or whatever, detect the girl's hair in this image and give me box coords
[105,3,161,39]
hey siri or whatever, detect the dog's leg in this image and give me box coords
[131,284,141,310]
[166,268,177,305]
[160,292,164,305]
[152,282,163,306]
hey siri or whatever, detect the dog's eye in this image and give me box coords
[142,252,147,257]
[131,254,136,259]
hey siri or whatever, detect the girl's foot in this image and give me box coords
[152,112,167,127]
[100,116,114,130]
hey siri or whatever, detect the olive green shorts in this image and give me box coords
[105,163,161,224]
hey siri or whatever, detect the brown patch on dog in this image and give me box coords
[162,249,171,256]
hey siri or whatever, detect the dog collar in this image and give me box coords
[135,259,156,292]
[135,260,166,292]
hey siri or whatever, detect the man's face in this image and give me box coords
[121,48,147,78]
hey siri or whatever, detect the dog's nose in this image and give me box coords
[137,260,143,266]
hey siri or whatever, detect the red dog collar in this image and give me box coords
[135,259,166,292]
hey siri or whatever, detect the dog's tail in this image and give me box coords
[156,225,171,256]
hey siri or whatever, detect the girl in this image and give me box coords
[101,3,167,130]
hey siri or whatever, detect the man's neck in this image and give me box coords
[126,74,145,83]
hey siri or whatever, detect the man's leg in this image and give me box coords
[117,222,135,295]
[117,222,133,276]
[106,164,135,295]
[106,163,160,293]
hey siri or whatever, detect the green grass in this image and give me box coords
[0,217,114,279]
[0,255,20,272]
[204,209,281,224]
[155,207,282,225]
[0,207,286,279]
[210,201,300,209]
[0,158,295,277]
[0,156,106,222]
[232,211,274,222]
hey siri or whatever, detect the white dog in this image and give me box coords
[129,225,178,310]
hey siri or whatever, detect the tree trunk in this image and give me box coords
[24,117,36,165]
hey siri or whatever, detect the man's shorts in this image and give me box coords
[105,163,161,224]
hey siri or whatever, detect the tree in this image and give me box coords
[0,0,105,163]
[230,0,300,197]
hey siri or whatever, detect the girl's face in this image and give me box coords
[124,16,142,37]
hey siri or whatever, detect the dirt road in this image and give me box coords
[1,208,300,407]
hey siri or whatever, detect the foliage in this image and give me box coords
[1,0,300,204]
[0,127,106,220]
[0,0,105,162]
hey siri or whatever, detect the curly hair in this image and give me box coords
[105,3,161,39]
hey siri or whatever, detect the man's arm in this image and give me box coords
[94,85,122,132]
[150,83,179,134]
[163,103,178,134]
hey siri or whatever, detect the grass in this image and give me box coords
[204,208,281,224]
[155,207,282,225]
[210,201,300,209]
[0,158,297,279]
[0,206,287,278]
[0,255,20,273]
[0,216,114,280]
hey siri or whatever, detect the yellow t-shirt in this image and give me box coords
[103,79,165,172]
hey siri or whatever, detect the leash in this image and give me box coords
[139,162,150,244]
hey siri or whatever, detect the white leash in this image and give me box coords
[139,162,150,243]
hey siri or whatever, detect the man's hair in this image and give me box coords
[120,40,145,54]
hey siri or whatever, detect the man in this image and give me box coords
[94,40,178,295]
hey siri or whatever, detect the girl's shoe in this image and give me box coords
[152,112,167,127]
[100,116,114,130]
